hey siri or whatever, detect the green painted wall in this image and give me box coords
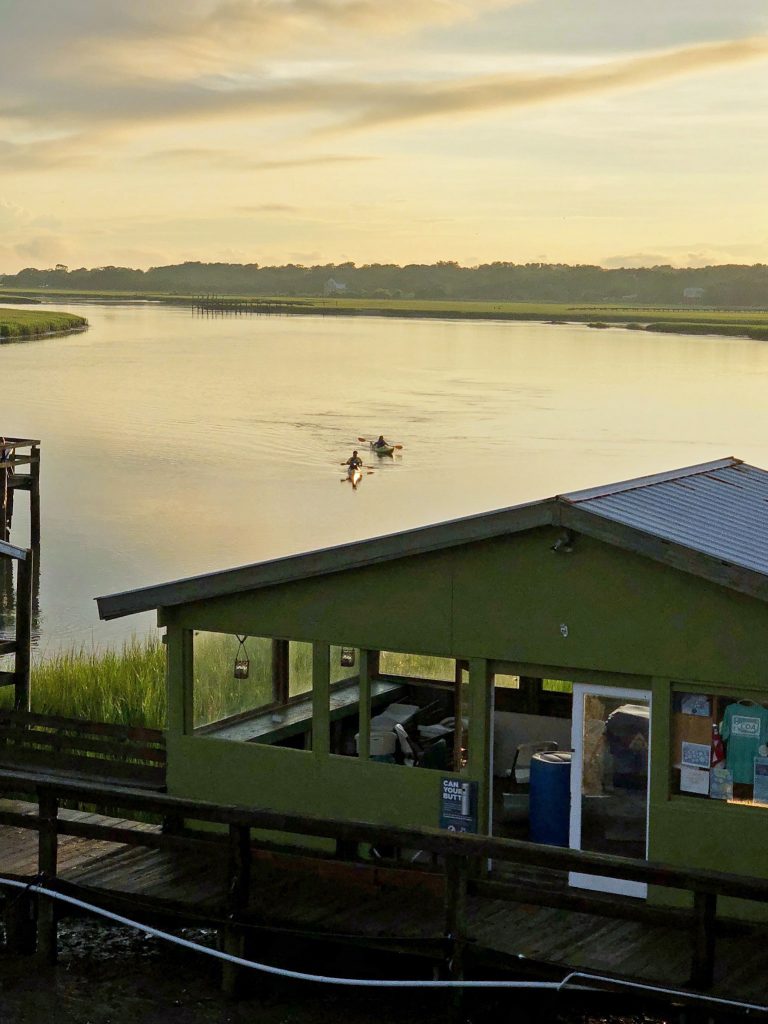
[167,733,466,833]
[170,528,768,686]
[162,525,768,906]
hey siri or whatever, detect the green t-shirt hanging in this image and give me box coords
[721,703,768,785]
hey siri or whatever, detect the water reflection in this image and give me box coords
[1,301,768,653]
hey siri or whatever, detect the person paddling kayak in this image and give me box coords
[372,435,389,450]
[345,450,363,469]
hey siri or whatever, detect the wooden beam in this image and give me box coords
[3,765,768,905]
[14,551,32,711]
[29,446,40,549]
[690,891,717,990]
[0,540,27,561]
[36,790,58,963]
[222,823,251,997]
[444,854,468,982]
[356,650,374,761]
[312,642,330,755]
[8,474,32,490]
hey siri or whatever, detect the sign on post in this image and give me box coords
[439,778,478,833]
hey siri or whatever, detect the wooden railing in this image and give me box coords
[0,540,32,709]
[0,766,766,994]
[1,436,40,547]
[0,712,165,788]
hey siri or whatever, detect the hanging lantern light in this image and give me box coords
[340,646,356,668]
[233,635,250,679]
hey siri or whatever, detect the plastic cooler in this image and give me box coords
[529,750,572,846]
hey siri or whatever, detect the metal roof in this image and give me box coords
[562,457,768,577]
[96,457,768,619]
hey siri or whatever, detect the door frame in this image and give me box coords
[569,682,652,899]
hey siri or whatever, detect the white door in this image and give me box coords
[569,683,652,898]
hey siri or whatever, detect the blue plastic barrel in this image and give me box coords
[529,751,572,846]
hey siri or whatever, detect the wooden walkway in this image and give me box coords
[3,800,768,1009]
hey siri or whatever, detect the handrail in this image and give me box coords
[0,765,765,906]
[0,540,27,560]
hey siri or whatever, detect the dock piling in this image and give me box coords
[36,789,59,963]
[221,823,252,997]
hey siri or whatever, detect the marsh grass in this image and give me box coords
[0,634,575,730]
[0,310,87,338]
[0,636,167,725]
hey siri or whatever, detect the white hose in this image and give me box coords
[1,876,766,1012]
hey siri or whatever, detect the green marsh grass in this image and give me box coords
[1,634,574,730]
[0,309,87,338]
[0,636,167,725]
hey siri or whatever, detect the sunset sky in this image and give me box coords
[1,0,767,273]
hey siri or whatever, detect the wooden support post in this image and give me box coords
[37,789,58,963]
[690,891,717,990]
[312,642,330,756]
[30,446,40,550]
[221,823,251,998]
[453,662,464,771]
[14,551,32,712]
[0,464,7,543]
[356,649,375,761]
[3,891,36,956]
[271,639,289,705]
[519,676,543,715]
[444,854,468,983]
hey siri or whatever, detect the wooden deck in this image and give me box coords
[3,800,768,1009]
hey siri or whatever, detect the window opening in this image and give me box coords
[671,689,768,806]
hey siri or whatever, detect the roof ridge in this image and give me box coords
[561,457,741,504]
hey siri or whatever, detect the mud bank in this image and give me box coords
[0,919,667,1024]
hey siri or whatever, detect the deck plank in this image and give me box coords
[2,813,768,1008]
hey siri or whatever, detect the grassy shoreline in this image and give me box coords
[1,287,767,341]
[0,637,167,726]
[0,308,88,338]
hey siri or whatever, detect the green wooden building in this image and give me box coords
[97,456,768,906]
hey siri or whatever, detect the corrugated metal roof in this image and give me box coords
[562,457,768,575]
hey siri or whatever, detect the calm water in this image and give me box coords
[2,301,768,654]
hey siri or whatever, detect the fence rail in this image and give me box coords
[0,712,165,787]
[0,764,765,991]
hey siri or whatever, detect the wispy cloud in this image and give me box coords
[3,35,766,140]
[235,203,298,213]
[0,136,97,173]
[141,149,373,171]
[331,35,768,132]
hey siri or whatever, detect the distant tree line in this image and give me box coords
[2,260,767,307]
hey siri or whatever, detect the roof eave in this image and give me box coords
[96,497,557,620]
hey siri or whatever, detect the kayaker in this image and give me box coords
[346,450,363,469]
[373,435,389,449]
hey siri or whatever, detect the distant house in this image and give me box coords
[683,287,705,304]
[324,278,348,297]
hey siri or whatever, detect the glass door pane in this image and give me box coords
[570,684,651,898]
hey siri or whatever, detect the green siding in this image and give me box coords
[162,524,768,908]
[169,528,768,686]
[167,733,474,834]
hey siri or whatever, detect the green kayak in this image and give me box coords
[370,442,395,455]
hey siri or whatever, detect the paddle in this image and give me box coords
[357,436,404,450]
